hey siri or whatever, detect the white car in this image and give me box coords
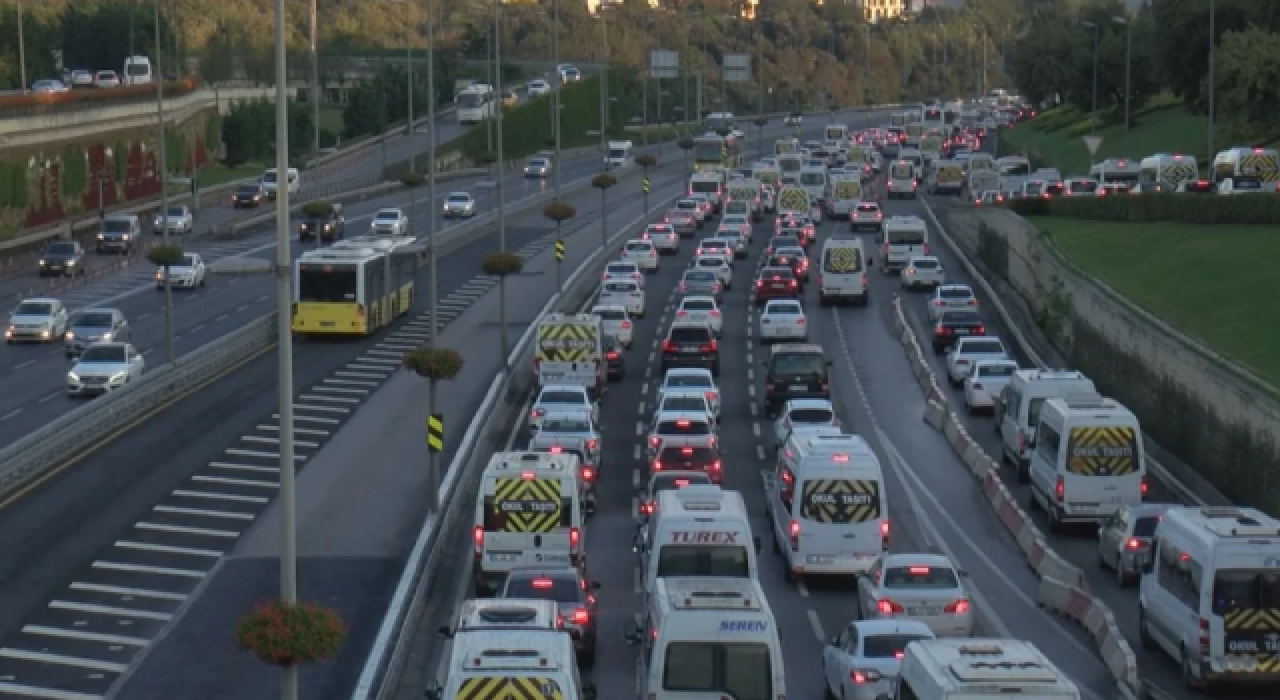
[674,198,707,225]
[712,232,748,259]
[591,304,633,348]
[758,299,806,343]
[442,192,476,218]
[963,358,1019,413]
[850,201,884,232]
[643,223,679,253]
[94,70,121,88]
[155,253,207,289]
[772,398,839,448]
[658,368,720,418]
[622,239,659,273]
[675,296,722,336]
[598,278,644,317]
[523,156,552,178]
[822,619,935,700]
[928,284,977,322]
[602,260,644,288]
[67,342,146,397]
[857,553,975,638]
[6,297,69,344]
[691,255,732,289]
[901,255,944,290]
[527,79,551,97]
[721,214,752,241]
[652,391,718,429]
[693,239,733,261]
[946,336,1008,386]
[529,384,597,431]
[371,207,409,235]
[152,205,193,235]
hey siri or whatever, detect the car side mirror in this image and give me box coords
[424,681,443,700]
[624,620,642,645]
[437,625,454,639]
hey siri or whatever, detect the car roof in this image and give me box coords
[19,297,59,305]
[679,295,717,305]
[447,192,470,198]
[936,284,973,294]
[663,367,713,379]
[769,343,824,355]
[104,214,137,222]
[539,384,587,394]
[81,341,129,351]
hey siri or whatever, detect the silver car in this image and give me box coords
[371,208,409,235]
[901,256,944,290]
[674,198,707,226]
[713,231,748,258]
[152,206,193,236]
[65,308,130,358]
[857,553,975,638]
[665,209,697,237]
[524,157,552,178]
[1096,503,1172,586]
[928,284,977,322]
[67,342,146,397]
[644,223,679,253]
[678,269,721,300]
[442,192,476,218]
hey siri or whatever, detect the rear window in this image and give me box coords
[856,204,879,212]
[960,340,1005,355]
[789,408,833,423]
[657,420,711,436]
[888,228,925,245]
[541,418,592,432]
[771,237,801,248]
[683,299,715,310]
[541,391,584,404]
[662,396,709,413]
[1069,180,1098,193]
[685,271,715,282]
[665,374,712,389]
[760,267,795,279]
[941,310,982,324]
[604,282,637,292]
[677,201,697,210]
[658,446,717,463]
[911,259,938,269]
[767,302,802,314]
[504,576,581,604]
[770,352,826,376]
[939,287,972,299]
[607,263,636,273]
[697,258,724,268]
[1132,516,1161,538]
[596,308,626,320]
[883,565,959,589]
[862,634,934,659]
[977,363,1017,378]
[1211,570,1280,615]
[627,241,653,251]
[691,181,720,193]
[669,327,712,343]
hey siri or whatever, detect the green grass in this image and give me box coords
[195,163,261,189]
[1029,216,1280,388]
[999,95,1209,175]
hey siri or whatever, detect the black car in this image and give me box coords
[299,202,345,242]
[660,323,719,377]
[768,249,810,284]
[653,445,723,484]
[766,234,803,257]
[932,309,987,354]
[499,568,600,667]
[762,344,832,418]
[38,241,86,277]
[603,334,625,381]
[232,184,266,208]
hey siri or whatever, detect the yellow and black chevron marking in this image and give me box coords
[800,479,881,523]
[456,676,563,700]
[1066,426,1138,476]
[1222,655,1280,673]
[537,323,596,363]
[427,413,444,453]
[824,247,859,273]
[1160,163,1197,189]
[1240,153,1279,182]
[642,177,651,194]
[554,239,565,262]
[494,477,562,532]
[1225,608,1280,630]
[778,188,809,212]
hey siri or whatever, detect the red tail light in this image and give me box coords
[678,283,686,292]
[934,324,950,335]
[971,382,983,390]
[933,300,945,307]
[921,243,929,255]
[880,521,890,538]
[880,243,889,254]
[641,501,654,514]
[1198,617,1210,656]
[710,460,721,472]
[650,436,661,447]
[569,526,580,549]
[1126,537,1143,550]
[861,274,868,287]
[944,599,970,614]
[876,599,904,614]
[606,351,619,360]
[662,340,676,353]
[676,310,688,318]
[1055,476,1064,503]
[473,525,484,555]
[580,467,595,481]
[709,309,720,317]
[796,318,806,325]
[788,519,800,550]
[651,459,662,471]
[788,280,797,288]
[755,280,763,289]
[571,608,589,625]
[700,341,717,352]
[1141,476,1149,497]
[966,298,977,306]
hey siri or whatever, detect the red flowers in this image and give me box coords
[234,600,346,667]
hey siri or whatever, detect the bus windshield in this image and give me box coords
[457,92,486,109]
[298,265,357,303]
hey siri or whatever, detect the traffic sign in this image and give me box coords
[427,413,443,452]
[642,177,651,194]
[554,239,565,262]
[1083,135,1102,157]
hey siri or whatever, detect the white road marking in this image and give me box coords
[0,648,126,673]
[752,423,761,437]
[635,422,644,436]
[22,624,148,647]
[756,446,765,460]
[242,435,320,448]
[14,360,34,370]
[38,391,59,403]
[0,408,21,421]
[285,408,346,418]
[114,540,222,558]
[796,580,810,597]
[154,504,254,521]
[67,582,185,601]
[225,447,306,459]
[172,489,269,505]
[257,424,330,436]
[192,475,279,488]
[208,462,278,475]
[806,609,825,641]
[633,445,642,461]
[324,378,378,387]
[134,522,239,538]
[312,385,368,395]
[49,600,171,621]
[0,681,103,699]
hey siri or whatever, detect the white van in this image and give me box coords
[625,577,785,700]
[605,140,634,169]
[891,639,1080,700]
[887,160,918,198]
[996,369,1097,482]
[797,166,828,220]
[818,237,869,307]
[879,215,928,274]
[636,484,760,595]
[1027,397,1147,531]
[1139,506,1280,690]
[427,628,594,700]
[472,451,585,594]
[768,433,888,579]
[262,167,301,200]
[122,55,153,85]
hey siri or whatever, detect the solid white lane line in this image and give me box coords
[0,681,102,699]
[134,522,239,538]
[68,583,185,601]
[0,648,126,673]
[22,624,148,646]
[115,540,223,558]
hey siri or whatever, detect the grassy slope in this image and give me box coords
[1028,216,1280,388]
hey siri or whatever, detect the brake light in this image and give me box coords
[861,274,867,287]
[944,599,970,614]
[1141,476,1148,497]
[1126,537,1143,550]
[606,351,619,360]
[650,435,661,447]
[788,520,800,550]
[652,459,662,471]
[908,566,930,574]
[1055,476,1064,503]
[933,299,944,307]
[678,283,686,292]
[521,470,536,480]
[581,467,595,481]
[921,243,929,255]
[876,599,904,614]
[934,324,950,335]
[709,309,720,317]
[641,501,654,514]
[1198,617,1210,656]
[700,341,717,352]
[662,340,676,353]
[788,280,797,288]
[531,578,554,588]
[548,446,563,454]
[796,317,805,325]
[473,525,484,555]
[975,325,986,334]
[569,526,580,549]
[755,280,763,289]
[966,298,977,306]
[710,460,721,472]
[676,311,688,318]
[851,670,882,684]
[880,521,890,538]
[571,609,589,625]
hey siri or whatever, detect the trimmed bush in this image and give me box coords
[1010,193,1280,225]
[403,346,464,381]
[544,201,576,222]
[482,251,524,277]
[591,173,617,190]
[148,245,185,267]
[635,154,657,169]
[234,600,345,667]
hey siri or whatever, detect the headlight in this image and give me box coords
[38,260,45,266]
[109,372,126,383]
[101,332,113,341]
[65,331,74,340]
[97,234,105,241]
[67,260,75,266]
[68,372,80,382]
[122,234,130,240]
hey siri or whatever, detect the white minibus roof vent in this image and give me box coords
[950,658,1058,684]
[468,649,550,670]
[492,452,566,472]
[667,580,762,611]
[1062,397,1122,412]
[1035,370,1088,381]
[673,484,724,511]
[1199,507,1280,537]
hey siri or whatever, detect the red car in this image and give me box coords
[754,266,800,306]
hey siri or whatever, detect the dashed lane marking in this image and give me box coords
[806,609,826,642]
[153,504,254,521]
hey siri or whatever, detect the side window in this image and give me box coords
[1004,388,1022,424]
[1035,422,1062,467]
[1155,537,1202,610]
[844,625,860,654]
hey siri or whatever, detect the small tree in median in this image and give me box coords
[753,116,768,158]
[591,173,618,248]
[483,251,524,367]
[635,154,657,214]
[235,600,346,668]
[149,245,185,291]
[403,345,464,510]
[544,201,576,290]
[401,171,424,187]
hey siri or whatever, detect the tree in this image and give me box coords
[483,252,524,367]
[200,21,238,85]
[1213,28,1280,147]
[591,173,617,249]
[403,345,464,510]
[1009,2,1079,107]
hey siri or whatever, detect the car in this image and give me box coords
[772,398,839,448]
[646,409,718,461]
[621,239,659,273]
[527,79,551,97]
[674,296,722,336]
[67,342,146,396]
[651,444,723,483]
[688,193,716,216]
[635,471,712,522]
[665,209,697,236]
[822,619,936,700]
[758,299,807,343]
[603,334,625,381]
[856,553,975,638]
[769,246,809,283]
[38,241,86,277]
[754,266,800,306]
[1096,503,1172,586]
[232,183,267,208]
[945,337,1008,385]
[441,192,476,218]
[530,411,602,482]
[598,278,644,317]
[1097,182,1131,197]
[657,368,720,418]
[765,234,803,257]
[962,358,1019,413]
[155,252,207,290]
[524,156,552,178]
[64,308,130,358]
[931,309,986,354]
[298,202,345,242]
[651,391,718,429]
[693,238,732,261]
[642,223,679,254]
[713,231,748,258]
[673,199,706,227]
[69,69,94,88]
[761,185,777,212]
[152,205,193,236]
[31,79,68,93]
[927,284,977,322]
[591,304,632,348]
[6,298,69,344]
[529,384,597,430]
[371,208,409,236]
[660,323,719,376]
[93,70,120,88]
[900,255,944,290]
[850,201,884,232]
[721,213,752,240]
[497,568,600,666]
[785,114,803,126]
[690,254,732,289]
[677,269,721,300]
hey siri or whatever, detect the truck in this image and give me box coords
[920,133,943,161]
[605,140,634,169]
[535,313,605,398]
[845,146,871,179]
[825,177,863,218]
[930,160,966,196]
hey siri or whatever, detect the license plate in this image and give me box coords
[953,328,969,335]
[488,552,519,562]
[806,555,833,564]
[319,321,335,327]
[790,384,807,391]
[535,553,569,563]
[682,346,699,352]
[908,606,941,616]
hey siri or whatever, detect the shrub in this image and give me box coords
[635,154,657,169]
[592,173,617,190]
[482,251,524,276]
[401,172,424,187]
[147,245,185,267]
[234,600,346,667]
[1010,193,1280,225]
[544,201,576,222]
[403,346,464,381]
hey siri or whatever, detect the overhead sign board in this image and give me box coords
[650,49,679,79]
[722,53,750,83]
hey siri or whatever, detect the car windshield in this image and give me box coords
[939,287,973,300]
[771,237,800,248]
[770,353,825,375]
[942,310,982,324]
[237,186,260,195]
[540,391,584,404]
[80,345,126,363]
[959,340,1005,355]
[504,576,580,604]
[375,212,399,221]
[263,172,278,183]
[1133,515,1161,538]
[14,302,52,316]
[74,312,114,327]
[790,408,834,423]
[697,258,724,268]
[883,565,959,589]
[541,417,592,433]
[46,242,75,255]
[1069,180,1098,193]
[529,159,547,167]
[863,634,933,658]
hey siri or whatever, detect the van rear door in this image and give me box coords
[1064,424,1143,516]
[483,476,573,567]
[795,475,884,565]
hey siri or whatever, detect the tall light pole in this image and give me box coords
[310,0,320,160]
[405,4,415,173]
[552,0,562,199]
[271,0,298,693]
[1080,20,1099,135]
[494,0,510,365]
[598,10,609,155]
[1207,0,1215,161]
[864,22,872,105]
[1113,16,1131,158]
[154,0,175,366]
[425,0,441,509]
[16,0,26,93]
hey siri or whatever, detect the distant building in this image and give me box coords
[861,0,908,23]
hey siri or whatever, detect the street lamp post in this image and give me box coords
[1080,20,1099,135]
[1113,16,1131,158]
[552,0,562,200]
[598,10,610,155]
[310,0,319,160]
[1207,0,1215,161]
[154,0,175,367]
[405,3,415,173]
[17,0,26,93]
[493,0,510,366]
[425,0,441,510]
